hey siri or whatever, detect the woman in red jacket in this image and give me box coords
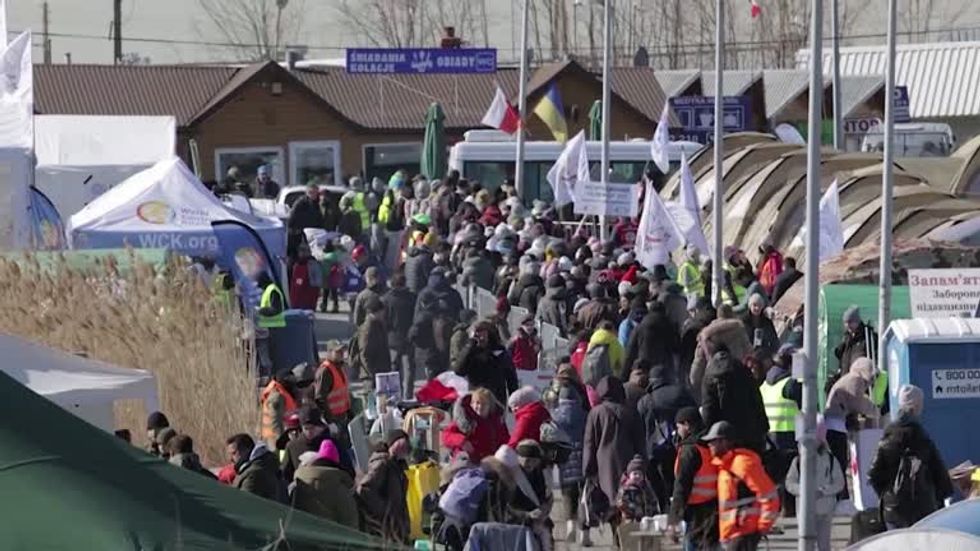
[440,388,509,462]
[507,386,551,448]
[509,315,541,371]
[288,243,322,311]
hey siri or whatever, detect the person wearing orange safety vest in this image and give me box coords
[668,407,720,551]
[703,421,781,551]
[314,346,352,421]
[260,369,299,448]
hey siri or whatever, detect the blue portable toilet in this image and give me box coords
[885,318,980,468]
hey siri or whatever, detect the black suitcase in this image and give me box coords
[849,507,886,544]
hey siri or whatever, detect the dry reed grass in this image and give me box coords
[0,251,259,466]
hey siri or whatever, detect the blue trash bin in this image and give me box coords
[270,309,319,375]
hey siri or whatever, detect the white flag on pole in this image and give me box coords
[650,102,671,174]
[818,179,844,261]
[546,130,588,207]
[635,181,683,270]
[0,31,33,149]
[678,153,701,224]
[0,1,7,48]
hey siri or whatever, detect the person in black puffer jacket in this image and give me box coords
[415,267,464,319]
[701,350,769,455]
[637,363,697,510]
[383,272,416,399]
[625,301,680,372]
[404,242,435,294]
[453,321,518,406]
[460,248,495,291]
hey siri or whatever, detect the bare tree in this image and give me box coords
[334,0,488,48]
[197,0,305,61]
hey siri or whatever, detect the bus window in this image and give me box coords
[463,162,511,191]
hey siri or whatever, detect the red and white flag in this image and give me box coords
[750,0,762,18]
[481,86,520,134]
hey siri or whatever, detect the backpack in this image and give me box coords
[540,420,574,465]
[883,447,939,527]
[438,467,489,525]
[306,259,323,288]
[581,344,613,387]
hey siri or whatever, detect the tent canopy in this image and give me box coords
[0,333,158,430]
[0,369,387,550]
[68,158,286,260]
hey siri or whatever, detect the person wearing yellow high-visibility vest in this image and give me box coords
[677,245,706,304]
[760,344,802,517]
[347,176,371,230]
[256,273,286,378]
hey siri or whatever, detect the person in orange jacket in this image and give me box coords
[702,421,780,551]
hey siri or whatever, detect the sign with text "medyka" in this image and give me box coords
[346,48,497,75]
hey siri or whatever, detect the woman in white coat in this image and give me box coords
[785,416,845,551]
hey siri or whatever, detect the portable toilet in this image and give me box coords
[885,317,980,467]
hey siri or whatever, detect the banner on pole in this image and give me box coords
[572,181,639,218]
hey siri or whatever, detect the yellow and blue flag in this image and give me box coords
[534,84,568,142]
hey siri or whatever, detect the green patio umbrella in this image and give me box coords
[421,102,447,180]
[588,100,603,140]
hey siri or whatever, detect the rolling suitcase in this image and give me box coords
[849,507,886,544]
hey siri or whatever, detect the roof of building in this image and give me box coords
[837,75,884,118]
[797,41,980,118]
[653,69,701,98]
[762,70,811,119]
[701,70,762,97]
[607,66,678,124]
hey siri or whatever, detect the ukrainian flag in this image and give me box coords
[534,84,569,142]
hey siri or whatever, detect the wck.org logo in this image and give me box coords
[136,201,176,225]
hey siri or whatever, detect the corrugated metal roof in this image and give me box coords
[701,70,762,97]
[34,64,235,125]
[609,67,676,124]
[763,70,810,119]
[837,75,884,118]
[796,41,980,118]
[654,69,701,98]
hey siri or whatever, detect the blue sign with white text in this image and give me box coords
[669,96,753,144]
[346,48,498,75]
[894,85,911,123]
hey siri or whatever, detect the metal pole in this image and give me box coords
[711,0,724,307]
[831,0,843,150]
[878,0,897,380]
[600,0,612,242]
[515,0,530,201]
[799,0,823,550]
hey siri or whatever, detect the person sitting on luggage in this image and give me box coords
[511,440,554,551]
[441,388,510,462]
[616,455,659,522]
[785,416,844,551]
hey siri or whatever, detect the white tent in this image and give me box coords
[34,115,176,218]
[68,157,286,260]
[0,333,159,431]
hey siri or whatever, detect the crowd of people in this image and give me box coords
[170,167,956,551]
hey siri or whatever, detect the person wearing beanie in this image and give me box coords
[616,454,659,522]
[823,356,880,500]
[512,439,555,551]
[785,415,844,551]
[510,314,541,372]
[668,407,720,550]
[834,304,878,378]
[869,384,953,528]
[356,427,411,543]
[146,411,170,457]
[577,282,619,333]
[507,386,550,447]
[404,225,436,294]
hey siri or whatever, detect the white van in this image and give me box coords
[860,122,956,157]
[448,130,703,202]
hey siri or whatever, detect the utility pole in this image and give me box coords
[831,0,843,150]
[599,0,612,242]
[515,0,530,200]
[112,0,122,65]
[711,0,724,308]
[42,2,52,65]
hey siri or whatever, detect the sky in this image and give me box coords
[8,0,980,65]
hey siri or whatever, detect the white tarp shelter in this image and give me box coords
[68,157,286,260]
[34,115,176,218]
[0,332,159,431]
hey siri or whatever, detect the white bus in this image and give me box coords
[448,130,703,203]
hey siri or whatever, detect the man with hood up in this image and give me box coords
[415,267,464,318]
[637,363,697,510]
[353,266,386,328]
[583,376,646,510]
[461,247,495,291]
[824,356,879,499]
[625,301,679,372]
[690,304,753,401]
[701,350,770,455]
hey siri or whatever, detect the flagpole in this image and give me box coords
[711,0,724,307]
[878,0,897,391]
[831,0,843,150]
[600,0,612,242]
[800,0,823,549]
[515,0,530,202]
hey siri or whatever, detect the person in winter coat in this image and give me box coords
[543,363,591,544]
[441,388,510,461]
[618,301,647,348]
[404,241,436,294]
[415,267,464,319]
[509,315,541,372]
[288,243,322,310]
[701,350,770,455]
[577,284,620,332]
[625,301,680,375]
[507,386,551,447]
[510,271,546,314]
[353,266,385,328]
[513,441,555,551]
[834,305,878,377]
[679,297,715,389]
[587,320,626,378]
[616,456,659,521]
[280,407,354,484]
[536,275,569,335]
[869,384,953,529]
[690,305,753,401]
[756,243,784,297]
[668,407,720,551]
[741,293,779,359]
[770,256,802,305]
[411,298,455,380]
[286,184,325,258]
[461,248,495,291]
[228,433,283,501]
[824,356,879,499]
[785,418,844,551]
[383,272,416,399]
[583,376,646,513]
[623,362,650,412]
[356,297,391,380]
[168,434,217,479]
[357,430,412,543]
[449,309,478,370]
[293,440,359,529]
[453,321,519,406]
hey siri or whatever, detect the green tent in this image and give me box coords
[817,283,910,407]
[420,102,446,180]
[587,100,602,141]
[0,248,172,275]
[0,369,389,550]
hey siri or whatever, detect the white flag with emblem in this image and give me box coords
[546,130,588,207]
[650,102,671,174]
[635,181,683,270]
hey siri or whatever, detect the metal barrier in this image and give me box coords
[508,306,530,329]
[474,288,497,320]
